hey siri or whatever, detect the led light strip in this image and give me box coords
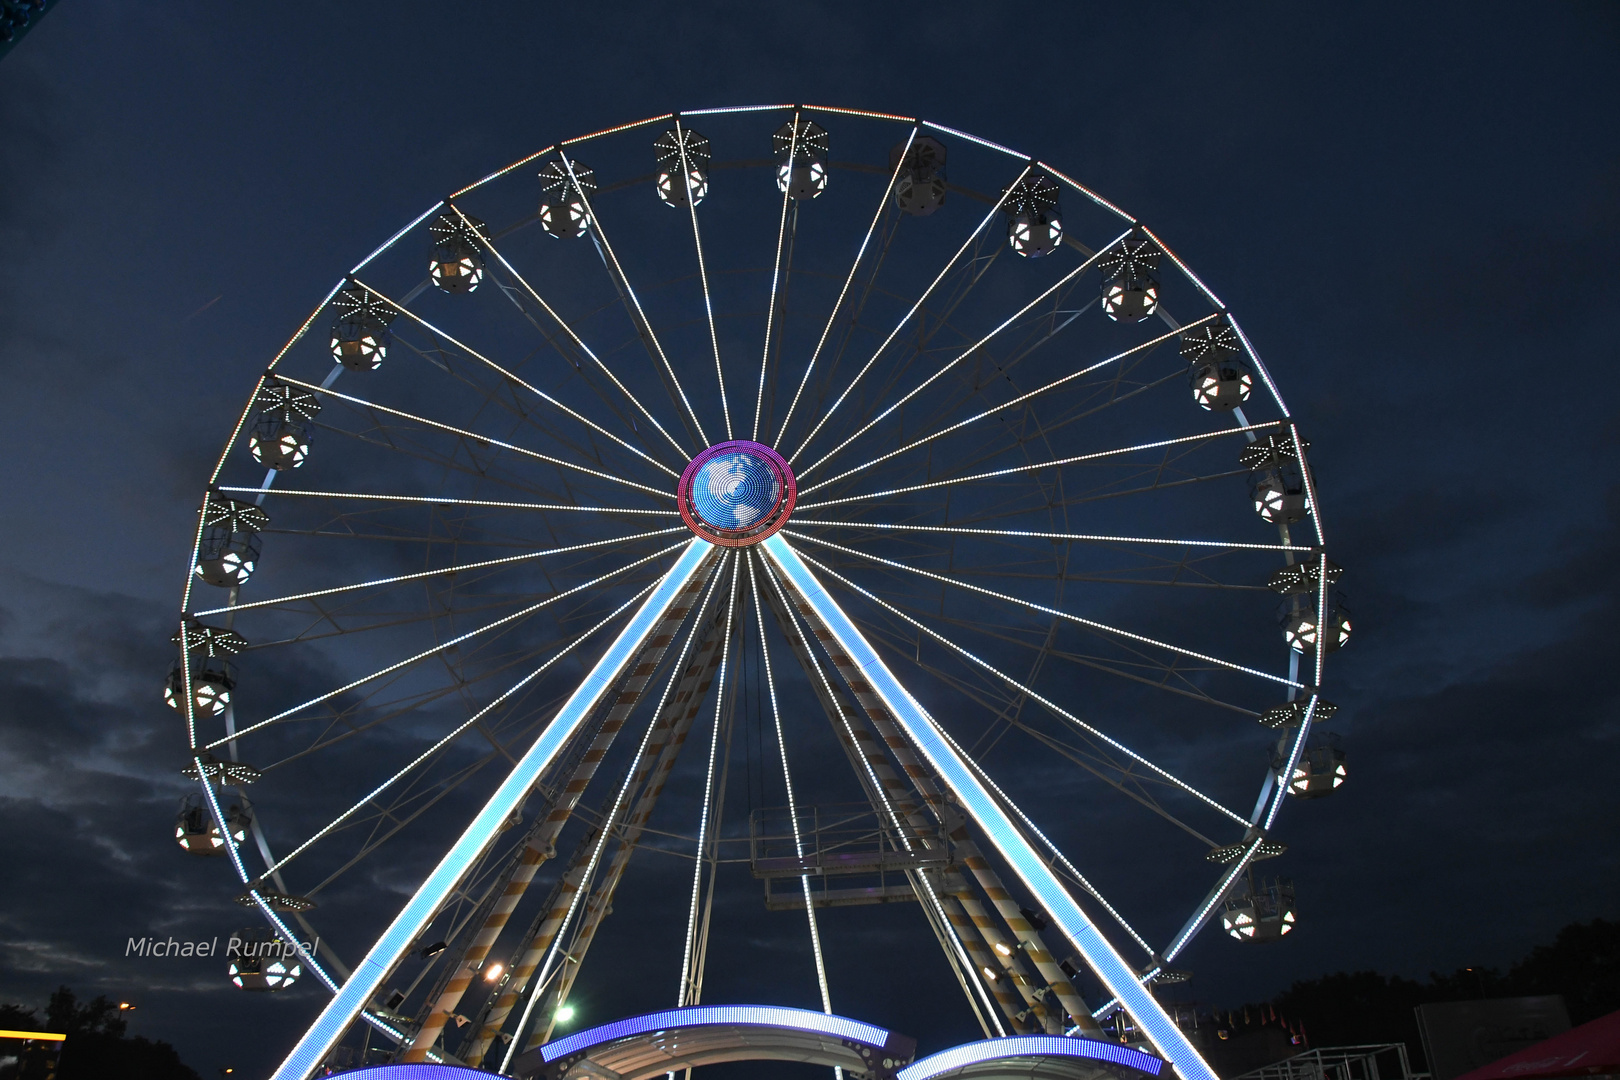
[800,312,1222,494]
[205,538,690,750]
[761,535,1218,1080]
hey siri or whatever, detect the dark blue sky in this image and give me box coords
[0,2,1616,1077]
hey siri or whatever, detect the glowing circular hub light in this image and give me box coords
[678,441,795,547]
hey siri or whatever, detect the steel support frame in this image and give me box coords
[761,535,1216,1080]
[270,539,715,1080]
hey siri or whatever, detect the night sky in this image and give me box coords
[1,3,1617,1078]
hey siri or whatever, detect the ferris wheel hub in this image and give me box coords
[677,440,796,547]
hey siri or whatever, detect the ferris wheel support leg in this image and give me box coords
[761,536,1218,1080]
[269,539,716,1080]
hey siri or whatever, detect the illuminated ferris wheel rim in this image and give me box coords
[169,102,1343,1080]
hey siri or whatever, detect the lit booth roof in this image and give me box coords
[898,1036,1167,1080]
[511,1005,918,1080]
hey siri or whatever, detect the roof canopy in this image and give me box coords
[1454,1009,1620,1080]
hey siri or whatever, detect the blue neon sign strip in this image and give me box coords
[541,1004,898,1062]
[271,540,713,1080]
[761,535,1216,1080]
[898,1035,1164,1080]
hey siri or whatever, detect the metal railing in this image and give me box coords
[1232,1043,1428,1080]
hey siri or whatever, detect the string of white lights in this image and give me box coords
[351,201,446,275]
[1035,162,1135,224]
[786,530,1299,695]
[681,103,794,117]
[679,554,739,1005]
[257,578,664,880]
[191,527,683,618]
[802,313,1221,494]
[789,519,1311,553]
[773,125,918,449]
[919,120,1025,160]
[796,230,1130,480]
[355,266,678,478]
[560,113,677,147]
[796,421,1275,512]
[1137,225,1226,312]
[560,149,710,448]
[215,486,680,517]
[206,539,690,750]
[672,117,733,441]
[1226,315,1291,420]
[753,111,800,442]
[277,375,674,501]
[927,720,1155,956]
[745,554,836,1018]
[783,165,1032,460]
[467,215,690,460]
[788,546,1256,825]
[1162,835,1266,963]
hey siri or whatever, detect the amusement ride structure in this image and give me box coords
[169,104,1350,1080]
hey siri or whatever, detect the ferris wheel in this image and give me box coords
[170,104,1349,1080]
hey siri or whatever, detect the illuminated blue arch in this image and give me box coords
[898,1035,1165,1080]
[514,1004,916,1080]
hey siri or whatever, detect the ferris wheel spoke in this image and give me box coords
[351,274,679,479]
[215,486,679,518]
[820,353,1187,512]
[787,530,1297,694]
[745,552,836,1016]
[796,422,1276,513]
[929,708,1157,957]
[752,113,800,442]
[254,575,663,882]
[937,620,1261,720]
[774,124,918,448]
[204,539,690,751]
[561,149,710,449]
[795,229,1131,481]
[679,553,741,1006]
[302,749,506,897]
[792,519,1310,554]
[1000,719,1220,848]
[266,667,547,771]
[671,117,734,440]
[277,376,674,502]
[455,213,691,463]
[784,161,1034,460]
[803,314,1221,495]
[191,527,683,617]
[789,545,1254,826]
